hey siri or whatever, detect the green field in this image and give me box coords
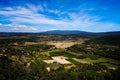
[39,48,120,69]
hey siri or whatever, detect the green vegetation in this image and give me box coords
[0,34,120,80]
[37,54,51,60]
[85,35,120,46]
[67,44,120,60]
[49,51,76,58]
[67,58,80,65]
[76,54,100,60]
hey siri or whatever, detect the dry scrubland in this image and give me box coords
[25,40,84,48]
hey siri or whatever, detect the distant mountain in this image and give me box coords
[94,31,120,36]
[40,30,120,36]
[0,30,120,36]
[40,30,93,35]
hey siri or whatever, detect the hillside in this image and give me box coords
[85,35,120,46]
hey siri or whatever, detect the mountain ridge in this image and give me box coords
[0,30,120,35]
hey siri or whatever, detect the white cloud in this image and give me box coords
[0,23,37,32]
[0,6,96,27]
[0,23,3,26]
[13,25,37,31]
[0,4,119,32]
[0,23,13,27]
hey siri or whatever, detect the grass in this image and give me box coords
[67,58,80,65]
[76,54,100,60]
[73,57,120,69]
[84,54,100,60]
[101,63,118,69]
[73,58,91,64]
[41,52,50,56]
[38,54,51,60]
[104,58,120,65]
[49,51,76,58]
[68,51,84,56]
[73,57,119,64]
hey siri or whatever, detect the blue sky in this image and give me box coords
[0,0,120,32]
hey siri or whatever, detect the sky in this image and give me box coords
[0,0,120,32]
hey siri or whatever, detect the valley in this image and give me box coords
[0,32,120,80]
